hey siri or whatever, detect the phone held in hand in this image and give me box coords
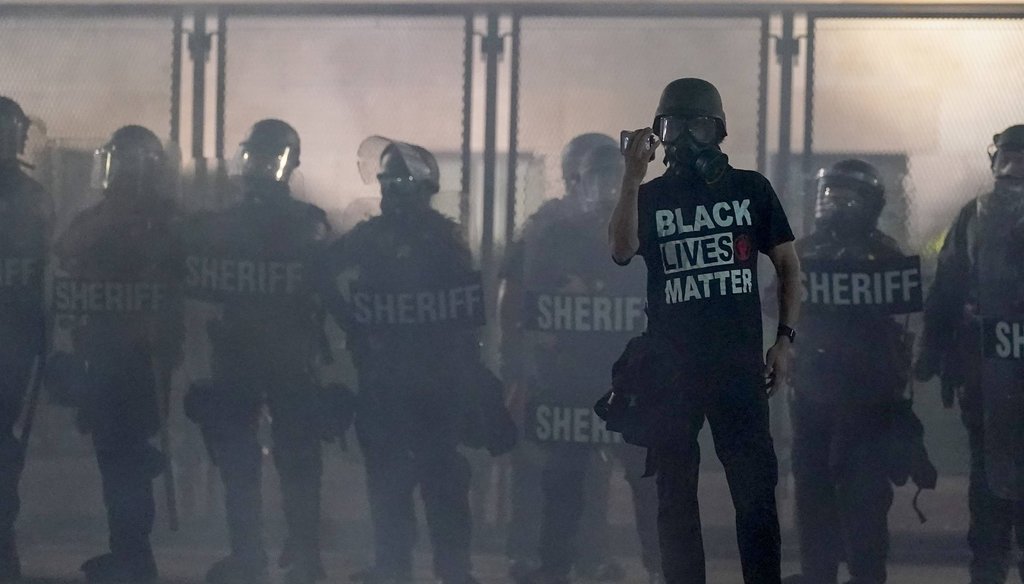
[620,130,657,155]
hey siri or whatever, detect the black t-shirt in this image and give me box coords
[624,167,794,371]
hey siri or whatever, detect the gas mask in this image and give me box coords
[657,115,728,183]
[359,137,440,219]
[991,144,1024,198]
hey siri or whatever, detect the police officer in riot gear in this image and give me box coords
[505,141,661,584]
[0,96,53,583]
[787,160,909,584]
[53,125,182,583]
[917,125,1024,584]
[324,138,483,584]
[612,78,801,584]
[503,133,634,583]
[183,119,330,584]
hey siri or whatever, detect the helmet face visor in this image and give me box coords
[90,144,164,192]
[231,144,297,183]
[0,115,27,162]
[657,115,718,146]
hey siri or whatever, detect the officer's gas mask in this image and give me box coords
[814,174,883,238]
[990,142,1024,198]
[578,144,625,213]
[377,147,437,217]
[657,115,728,184]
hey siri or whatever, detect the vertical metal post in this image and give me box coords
[170,11,183,146]
[774,12,797,203]
[480,13,502,274]
[505,15,521,248]
[190,11,209,184]
[216,13,227,164]
[756,15,769,175]
[802,15,817,235]
[460,14,474,232]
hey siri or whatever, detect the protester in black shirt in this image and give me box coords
[608,78,802,584]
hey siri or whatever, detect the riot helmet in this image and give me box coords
[560,133,617,197]
[232,119,301,193]
[358,136,439,217]
[0,96,29,168]
[989,125,1024,195]
[814,159,885,237]
[91,125,168,197]
[578,143,625,211]
[654,78,729,183]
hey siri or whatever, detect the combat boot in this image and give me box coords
[80,552,157,584]
[205,554,269,584]
[0,535,19,583]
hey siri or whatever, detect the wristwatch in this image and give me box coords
[777,324,797,343]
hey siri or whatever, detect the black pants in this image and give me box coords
[790,398,893,584]
[537,444,660,577]
[204,369,324,565]
[964,412,1024,584]
[0,345,34,554]
[80,346,163,569]
[355,385,473,581]
[653,372,780,584]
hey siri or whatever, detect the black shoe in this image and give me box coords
[576,561,624,583]
[0,537,19,583]
[81,553,157,584]
[205,555,269,584]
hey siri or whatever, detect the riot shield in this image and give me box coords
[977,192,1024,501]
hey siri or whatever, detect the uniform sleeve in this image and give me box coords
[756,176,795,253]
[920,203,973,359]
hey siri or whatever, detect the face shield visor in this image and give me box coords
[90,143,167,194]
[0,115,27,163]
[358,136,439,216]
[230,142,298,185]
[814,179,878,236]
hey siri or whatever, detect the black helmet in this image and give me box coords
[235,119,301,184]
[994,125,1024,151]
[0,96,29,164]
[560,133,616,193]
[92,125,167,195]
[814,159,885,235]
[990,125,1024,191]
[654,78,727,138]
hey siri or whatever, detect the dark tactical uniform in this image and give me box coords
[788,160,911,584]
[504,147,660,584]
[503,134,631,583]
[919,127,1024,584]
[184,120,330,584]
[0,97,53,581]
[54,126,183,583]
[325,138,482,584]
